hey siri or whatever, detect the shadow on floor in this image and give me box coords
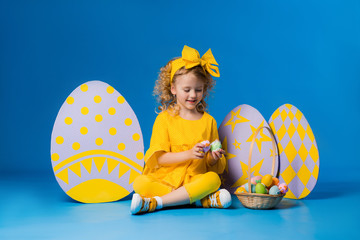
[304,181,359,200]
[275,199,299,209]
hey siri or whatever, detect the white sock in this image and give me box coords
[154,196,163,210]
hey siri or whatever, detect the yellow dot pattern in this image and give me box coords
[125,118,132,126]
[95,115,103,122]
[80,127,88,135]
[94,95,102,103]
[117,96,125,104]
[107,86,115,94]
[109,127,117,135]
[72,142,80,150]
[56,136,64,144]
[108,107,116,115]
[80,84,88,92]
[66,96,74,105]
[96,138,103,146]
[136,152,144,160]
[81,107,89,115]
[65,117,73,125]
[57,83,144,167]
[118,143,126,151]
[51,153,59,161]
[133,133,140,141]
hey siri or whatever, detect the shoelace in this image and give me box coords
[141,198,150,212]
[209,193,218,207]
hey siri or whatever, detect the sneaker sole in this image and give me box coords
[130,193,142,214]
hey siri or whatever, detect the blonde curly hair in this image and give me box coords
[153,58,216,115]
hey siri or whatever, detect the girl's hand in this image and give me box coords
[189,143,206,159]
[209,149,225,166]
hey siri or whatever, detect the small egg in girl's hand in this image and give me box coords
[200,140,211,153]
[255,183,267,194]
[210,139,222,152]
[251,176,262,185]
[269,185,281,195]
[278,183,288,194]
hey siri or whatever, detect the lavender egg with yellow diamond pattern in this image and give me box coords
[50,81,144,203]
[269,104,319,199]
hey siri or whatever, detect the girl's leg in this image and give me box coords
[184,171,232,208]
[184,171,221,203]
[132,175,180,214]
[159,171,221,207]
[131,175,190,214]
[149,171,223,208]
[131,172,230,214]
[161,186,190,207]
[133,175,172,197]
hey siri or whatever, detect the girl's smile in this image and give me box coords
[171,72,204,114]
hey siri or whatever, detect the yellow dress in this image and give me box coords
[143,110,226,190]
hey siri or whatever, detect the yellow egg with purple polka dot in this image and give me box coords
[50,81,144,203]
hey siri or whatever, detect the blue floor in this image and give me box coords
[0,175,358,240]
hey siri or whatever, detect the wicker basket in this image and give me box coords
[235,126,285,209]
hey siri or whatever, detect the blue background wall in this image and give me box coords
[1,0,359,182]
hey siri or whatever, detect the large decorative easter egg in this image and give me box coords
[219,104,279,193]
[50,81,144,203]
[269,104,319,199]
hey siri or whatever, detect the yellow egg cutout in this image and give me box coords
[218,104,279,194]
[269,104,319,199]
[51,81,144,203]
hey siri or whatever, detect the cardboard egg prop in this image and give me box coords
[269,104,319,199]
[51,81,144,203]
[219,104,279,193]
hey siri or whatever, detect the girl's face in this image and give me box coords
[171,72,204,112]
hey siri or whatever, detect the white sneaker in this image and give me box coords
[198,189,232,208]
[130,193,158,215]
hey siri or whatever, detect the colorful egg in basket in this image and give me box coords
[235,126,285,209]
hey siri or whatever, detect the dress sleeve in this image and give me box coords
[144,112,170,169]
[207,118,227,174]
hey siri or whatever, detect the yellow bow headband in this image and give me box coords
[170,45,220,82]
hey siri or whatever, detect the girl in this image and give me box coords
[130,45,231,214]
